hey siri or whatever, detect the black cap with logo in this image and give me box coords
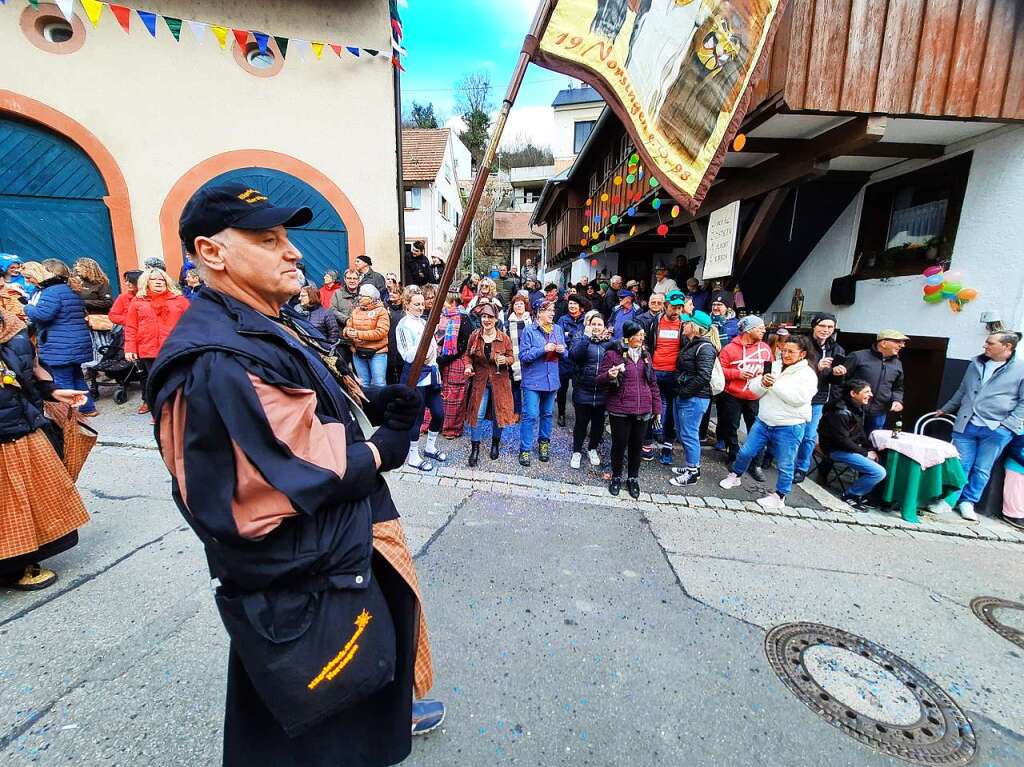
[178,182,313,255]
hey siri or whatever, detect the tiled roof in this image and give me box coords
[401,128,450,183]
[552,85,602,107]
[493,211,545,241]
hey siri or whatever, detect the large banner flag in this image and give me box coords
[533,0,787,213]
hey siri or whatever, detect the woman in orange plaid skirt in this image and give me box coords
[0,310,90,591]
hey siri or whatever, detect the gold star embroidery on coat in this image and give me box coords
[307,610,373,691]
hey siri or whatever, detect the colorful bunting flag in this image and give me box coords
[329,43,343,57]
[54,0,73,21]
[392,55,405,72]
[187,19,208,44]
[137,10,158,37]
[164,16,182,42]
[363,48,379,57]
[293,38,310,61]
[109,4,131,33]
[211,25,228,50]
[253,32,270,55]
[346,46,360,57]
[311,41,324,59]
[81,0,104,28]
[232,29,249,49]
[274,35,289,58]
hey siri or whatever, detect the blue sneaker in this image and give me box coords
[412,699,446,736]
[659,447,673,466]
[713,440,727,452]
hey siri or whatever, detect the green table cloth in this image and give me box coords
[880,451,967,523]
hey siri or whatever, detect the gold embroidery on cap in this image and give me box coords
[307,609,372,690]
[238,188,269,204]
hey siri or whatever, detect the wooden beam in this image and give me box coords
[737,137,943,159]
[735,187,791,270]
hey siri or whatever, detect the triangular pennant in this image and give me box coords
[392,55,405,72]
[274,36,288,58]
[391,18,403,42]
[137,10,158,37]
[346,46,360,57]
[253,32,270,55]
[163,16,182,42]
[211,25,229,50]
[311,41,324,59]
[292,39,310,61]
[329,43,342,57]
[110,4,131,32]
[54,0,73,21]
[232,29,250,49]
[27,0,39,8]
[363,48,380,57]
[81,0,104,27]
[187,20,208,44]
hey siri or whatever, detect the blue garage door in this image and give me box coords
[0,116,119,294]
[200,167,348,284]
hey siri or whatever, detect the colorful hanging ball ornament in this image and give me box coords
[652,198,662,210]
[582,225,590,233]
[611,195,620,205]
[586,198,593,206]
[629,225,636,237]
[585,208,592,217]
[591,245,599,253]
[613,176,622,186]
[591,258,599,267]
[649,177,660,188]
[594,213,602,222]
[657,224,669,236]
[629,152,639,165]
[922,265,944,277]
[670,205,680,218]
[610,215,619,224]
[600,192,609,202]
[732,133,747,152]
[609,234,617,243]
[627,206,637,217]
[626,174,636,184]
[580,238,588,247]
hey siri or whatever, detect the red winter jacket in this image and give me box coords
[109,291,135,326]
[125,291,191,359]
[718,336,773,400]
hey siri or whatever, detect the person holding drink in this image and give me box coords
[462,303,517,465]
[793,313,846,483]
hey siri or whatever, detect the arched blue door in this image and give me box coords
[0,116,119,293]
[200,167,348,284]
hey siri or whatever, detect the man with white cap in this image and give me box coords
[653,264,678,296]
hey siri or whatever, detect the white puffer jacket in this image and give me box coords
[748,358,818,426]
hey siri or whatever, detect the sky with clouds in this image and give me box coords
[399,0,586,150]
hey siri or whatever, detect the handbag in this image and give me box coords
[42,402,97,481]
[86,314,114,332]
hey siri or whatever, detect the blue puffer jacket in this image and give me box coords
[518,322,567,392]
[556,312,586,378]
[25,279,93,366]
[570,333,614,406]
[0,330,53,440]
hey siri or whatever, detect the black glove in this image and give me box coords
[363,385,421,430]
[370,426,411,471]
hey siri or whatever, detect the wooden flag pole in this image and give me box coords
[404,0,555,387]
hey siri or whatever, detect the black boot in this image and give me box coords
[557,413,566,428]
[609,476,622,496]
[490,435,501,460]
[468,441,480,467]
[627,478,641,499]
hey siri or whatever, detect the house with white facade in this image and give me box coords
[551,84,604,173]
[401,128,470,264]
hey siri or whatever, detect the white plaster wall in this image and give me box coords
[403,184,435,255]
[1,0,401,270]
[553,102,604,165]
[767,127,1024,361]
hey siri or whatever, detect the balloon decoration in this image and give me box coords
[580,238,588,247]
[613,176,622,186]
[670,205,680,218]
[921,266,979,312]
[732,133,747,151]
[629,153,640,165]
[627,206,637,217]
[591,259,599,266]
[582,225,590,233]
[585,198,593,207]
[652,198,662,210]
[600,192,609,202]
[649,177,660,188]
[657,224,669,236]
[626,174,636,184]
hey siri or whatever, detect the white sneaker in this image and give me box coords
[570,452,582,469]
[719,473,742,490]
[928,500,955,516]
[758,493,785,509]
[587,449,600,467]
[957,501,978,522]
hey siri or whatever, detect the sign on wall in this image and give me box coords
[702,200,740,279]
[533,0,788,213]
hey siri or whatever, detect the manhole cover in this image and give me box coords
[765,623,976,765]
[970,596,1024,649]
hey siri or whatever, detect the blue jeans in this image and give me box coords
[795,403,824,473]
[411,385,443,438]
[829,450,887,497]
[45,363,96,414]
[353,352,387,387]
[655,371,677,444]
[865,411,888,433]
[952,423,1014,503]
[674,396,710,467]
[520,388,555,451]
[469,387,493,441]
[732,419,805,496]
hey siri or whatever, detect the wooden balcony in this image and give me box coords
[548,206,584,262]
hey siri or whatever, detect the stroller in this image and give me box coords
[83,325,144,404]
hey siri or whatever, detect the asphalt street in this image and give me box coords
[1,403,1022,766]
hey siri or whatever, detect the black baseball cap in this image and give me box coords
[178,182,313,254]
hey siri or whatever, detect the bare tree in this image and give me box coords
[454,71,494,166]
